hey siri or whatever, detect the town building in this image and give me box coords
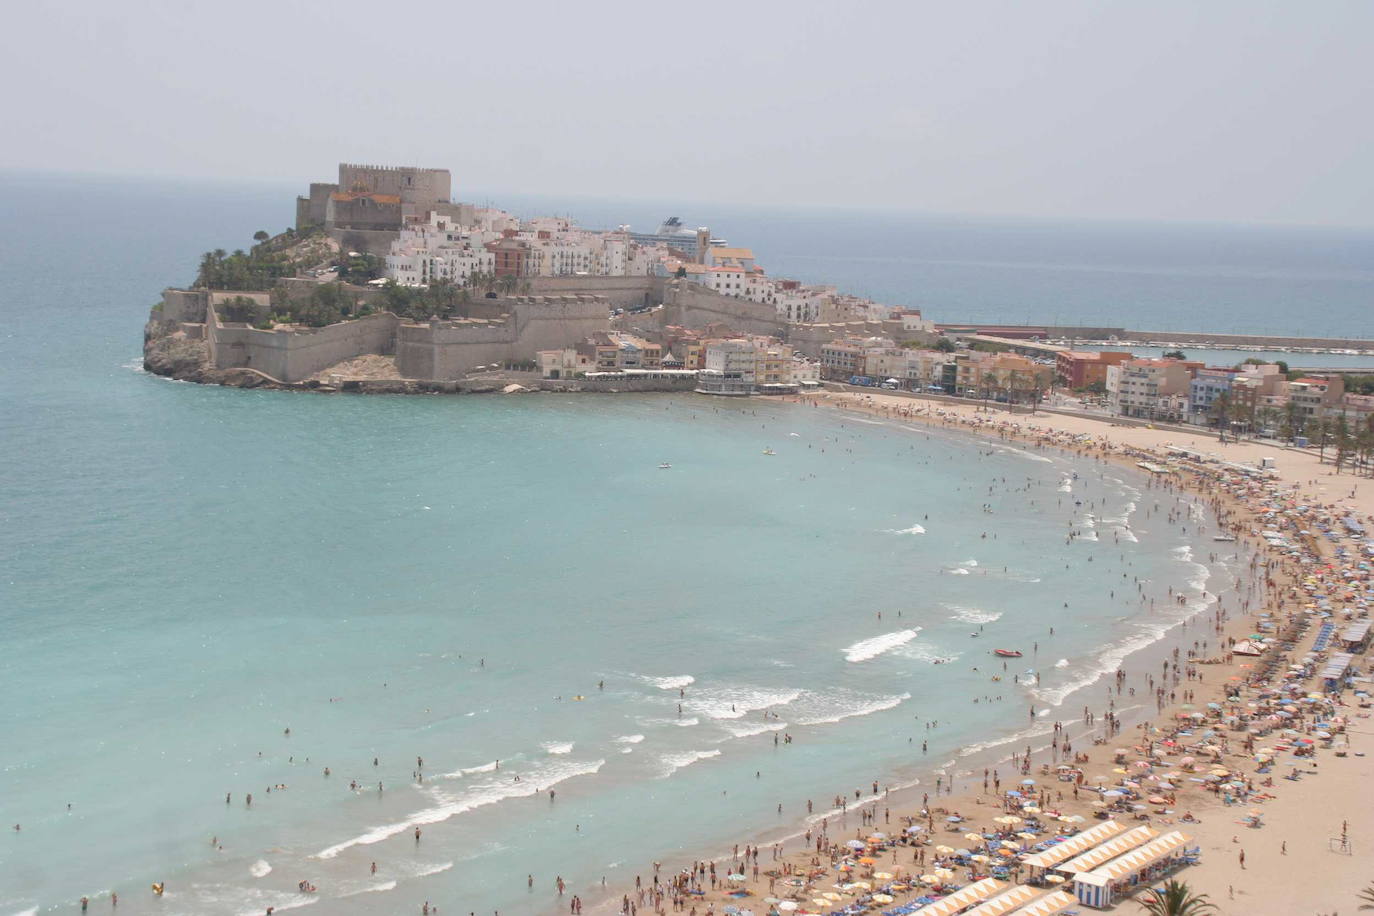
[1107,358,1204,420]
[1056,350,1134,389]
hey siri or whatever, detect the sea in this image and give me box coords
[1,172,1370,915]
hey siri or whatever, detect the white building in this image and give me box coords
[385,213,496,287]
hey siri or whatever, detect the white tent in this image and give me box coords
[960,884,1046,916]
[912,878,1007,916]
[1019,821,1126,874]
[1055,826,1159,874]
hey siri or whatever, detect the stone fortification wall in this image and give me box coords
[159,288,210,323]
[337,164,451,206]
[209,310,399,383]
[397,295,610,380]
[524,275,658,309]
[296,183,338,229]
[660,282,785,337]
[395,319,514,380]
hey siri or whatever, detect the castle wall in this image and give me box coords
[523,275,658,309]
[296,183,337,229]
[660,282,786,337]
[160,288,210,323]
[395,320,514,380]
[209,310,399,383]
[337,164,451,206]
[395,295,611,380]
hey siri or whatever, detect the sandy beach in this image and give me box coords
[597,390,1373,916]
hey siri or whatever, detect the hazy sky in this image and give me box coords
[4,0,1371,226]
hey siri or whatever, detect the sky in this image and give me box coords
[3,0,1371,226]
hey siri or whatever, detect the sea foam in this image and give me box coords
[315,758,605,859]
[844,628,920,662]
[656,749,721,778]
[946,605,1002,625]
[885,524,926,535]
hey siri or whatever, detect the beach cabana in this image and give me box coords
[1072,831,1194,909]
[1018,821,1126,877]
[960,884,1046,916]
[910,878,1007,916]
[1054,825,1159,874]
[1004,890,1079,916]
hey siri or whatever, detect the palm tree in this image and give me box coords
[1136,879,1218,916]
[1357,881,1374,909]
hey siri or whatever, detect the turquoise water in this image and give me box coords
[0,173,1290,915]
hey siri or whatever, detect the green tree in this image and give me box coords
[1162,349,1187,360]
[252,230,270,243]
[1333,414,1353,472]
[1210,392,1232,441]
[935,337,957,353]
[217,295,267,324]
[1310,417,1330,462]
[1136,879,1217,916]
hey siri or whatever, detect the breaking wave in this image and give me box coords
[844,628,920,662]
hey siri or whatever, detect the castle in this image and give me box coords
[296,163,474,255]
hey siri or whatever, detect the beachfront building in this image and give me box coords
[537,345,597,379]
[696,339,759,396]
[1289,376,1345,424]
[954,351,1054,402]
[1056,350,1133,390]
[1107,358,1203,420]
[695,338,815,395]
[819,337,896,380]
[589,332,661,371]
[860,347,953,389]
[1187,367,1240,424]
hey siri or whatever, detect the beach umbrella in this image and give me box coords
[851,881,871,890]
[873,872,894,880]
[919,875,940,885]
[965,832,985,842]
[872,894,894,905]
[1021,779,1036,786]
[869,832,888,840]
[970,855,991,864]
[857,857,876,865]
[846,840,867,850]
[935,845,955,854]
[1022,806,1041,814]
[1017,832,1037,840]
[778,902,798,912]
[904,825,923,834]
[822,893,842,901]
[1044,875,1066,884]
[933,869,955,880]
[946,815,963,822]
[728,873,747,881]
[811,899,832,908]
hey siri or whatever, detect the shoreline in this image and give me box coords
[587,390,1372,916]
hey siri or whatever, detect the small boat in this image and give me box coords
[762,448,776,456]
[993,649,1023,658]
[1212,534,1237,542]
[658,463,672,469]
